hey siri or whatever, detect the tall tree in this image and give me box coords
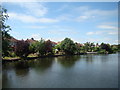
[0,6,11,57]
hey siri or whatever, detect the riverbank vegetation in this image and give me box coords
[1,6,120,60]
[2,37,120,60]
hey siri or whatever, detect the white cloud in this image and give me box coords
[97,25,117,30]
[75,6,117,22]
[9,12,59,23]
[8,2,47,17]
[86,32,95,35]
[86,24,117,35]
[86,30,118,35]
[76,15,94,22]
[86,31,105,35]
[19,2,47,17]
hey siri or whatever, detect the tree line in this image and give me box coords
[3,37,120,59]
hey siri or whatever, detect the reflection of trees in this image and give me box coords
[85,54,94,63]
[14,61,29,76]
[99,54,109,63]
[2,70,9,88]
[28,57,53,72]
[57,55,80,68]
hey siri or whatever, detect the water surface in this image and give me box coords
[2,53,118,88]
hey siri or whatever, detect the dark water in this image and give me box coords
[2,53,118,88]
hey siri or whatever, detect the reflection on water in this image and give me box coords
[14,61,29,76]
[57,55,80,68]
[2,54,118,88]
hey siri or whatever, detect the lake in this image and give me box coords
[2,53,118,88]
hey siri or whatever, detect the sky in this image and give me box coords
[2,2,118,44]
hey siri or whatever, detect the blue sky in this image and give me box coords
[2,2,118,44]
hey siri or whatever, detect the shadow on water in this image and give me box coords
[57,55,81,68]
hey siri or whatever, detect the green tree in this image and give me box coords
[0,6,11,57]
[60,38,77,54]
[29,41,39,54]
[37,39,46,56]
[100,43,113,54]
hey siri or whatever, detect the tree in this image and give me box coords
[100,43,112,53]
[45,40,53,55]
[15,40,30,59]
[60,38,77,54]
[29,41,39,54]
[37,39,46,56]
[0,6,11,57]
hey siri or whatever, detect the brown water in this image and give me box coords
[2,53,118,88]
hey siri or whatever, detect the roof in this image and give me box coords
[9,37,18,42]
[26,38,37,43]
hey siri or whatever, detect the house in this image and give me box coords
[26,38,37,45]
[51,41,57,47]
[9,37,19,48]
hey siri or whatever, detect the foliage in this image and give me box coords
[84,42,95,52]
[98,49,106,54]
[0,6,12,57]
[45,40,54,55]
[37,39,46,56]
[100,43,113,53]
[60,38,77,54]
[15,40,30,59]
[29,41,39,54]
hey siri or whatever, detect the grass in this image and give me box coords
[3,56,20,60]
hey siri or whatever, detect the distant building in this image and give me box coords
[9,37,19,48]
[26,38,37,44]
[46,39,57,47]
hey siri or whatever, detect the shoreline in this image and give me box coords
[2,53,86,62]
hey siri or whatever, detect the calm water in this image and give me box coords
[2,53,118,88]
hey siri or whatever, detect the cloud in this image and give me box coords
[86,31,105,35]
[75,6,117,22]
[86,30,117,35]
[9,12,59,23]
[97,25,117,30]
[19,2,47,17]
[87,24,118,35]
[7,2,47,17]
[76,15,95,22]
